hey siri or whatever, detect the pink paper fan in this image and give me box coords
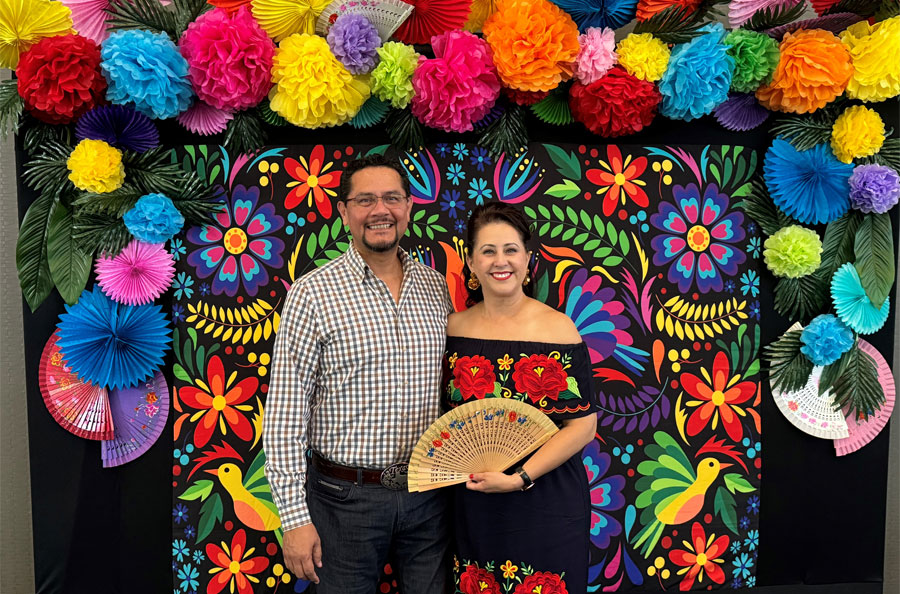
[176,101,234,135]
[95,240,175,305]
[61,0,111,44]
[834,339,896,456]
[729,0,802,27]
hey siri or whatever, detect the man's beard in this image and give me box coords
[361,224,400,253]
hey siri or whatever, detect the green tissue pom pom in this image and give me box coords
[764,225,822,278]
[725,29,780,93]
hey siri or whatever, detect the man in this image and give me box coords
[264,154,453,593]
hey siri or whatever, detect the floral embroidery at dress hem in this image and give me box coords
[454,557,569,594]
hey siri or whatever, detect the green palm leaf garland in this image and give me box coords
[105,0,178,37]
[0,79,23,141]
[829,343,885,419]
[633,6,708,44]
[22,121,74,156]
[15,192,58,312]
[814,211,862,283]
[22,141,74,199]
[764,329,814,394]
[478,103,529,158]
[859,137,900,170]
[385,108,425,152]
[743,1,808,31]
[736,178,792,236]
[770,108,841,152]
[853,213,895,309]
[773,275,828,321]
[223,111,267,156]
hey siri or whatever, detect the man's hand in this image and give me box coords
[283,524,323,583]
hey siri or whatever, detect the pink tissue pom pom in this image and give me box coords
[411,30,501,133]
[95,240,175,305]
[574,27,617,85]
[179,6,274,111]
[176,101,234,135]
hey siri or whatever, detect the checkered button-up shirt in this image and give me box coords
[263,243,453,530]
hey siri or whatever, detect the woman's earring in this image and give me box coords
[467,273,480,290]
[522,275,531,286]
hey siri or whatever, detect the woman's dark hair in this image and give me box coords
[463,202,535,305]
[338,154,410,201]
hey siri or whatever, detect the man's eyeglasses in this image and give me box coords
[345,193,409,208]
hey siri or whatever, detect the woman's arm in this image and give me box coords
[466,413,597,493]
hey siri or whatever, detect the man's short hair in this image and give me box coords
[339,154,411,202]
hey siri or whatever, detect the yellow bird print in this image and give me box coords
[207,449,283,544]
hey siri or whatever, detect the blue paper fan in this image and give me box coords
[56,286,171,390]
[550,0,638,30]
[76,105,160,153]
[831,263,890,335]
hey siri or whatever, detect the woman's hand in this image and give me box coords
[465,471,525,493]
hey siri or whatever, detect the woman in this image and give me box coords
[444,202,597,594]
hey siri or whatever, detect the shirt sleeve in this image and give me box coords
[263,281,319,531]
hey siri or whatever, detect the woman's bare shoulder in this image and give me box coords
[526,300,582,344]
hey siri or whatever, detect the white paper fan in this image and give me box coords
[834,339,896,456]
[315,0,414,41]
[769,323,849,439]
[408,398,559,492]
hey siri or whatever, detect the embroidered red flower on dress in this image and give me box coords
[513,571,568,594]
[453,355,497,400]
[512,354,568,403]
[459,565,502,594]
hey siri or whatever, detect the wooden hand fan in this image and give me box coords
[408,399,558,492]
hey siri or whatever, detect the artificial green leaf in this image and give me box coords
[22,141,73,199]
[815,211,862,283]
[764,329,814,394]
[22,122,73,157]
[830,344,886,419]
[773,274,827,320]
[223,111,267,156]
[105,0,177,37]
[735,178,792,236]
[73,211,131,257]
[385,108,424,152]
[744,0,808,30]
[47,203,92,304]
[0,79,23,141]
[633,5,706,44]
[853,213,894,309]
[16,192,58,312]
[478,103,528,159]
[818,344,853,396]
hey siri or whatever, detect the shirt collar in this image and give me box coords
[345,241,415,282]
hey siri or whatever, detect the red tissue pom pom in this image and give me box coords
[569,66,661,137]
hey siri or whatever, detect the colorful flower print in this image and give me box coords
[564,268,634,366]
[681,351,756,441]
[284,145,340,218]
[650,183,746,293]
[179,355,258,448]
[206,529,270,594]
[586,145,649,216]
[582,441,626,548]
[186,184,285,297]
[668,521,729,591]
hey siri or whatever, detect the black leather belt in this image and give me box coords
[310,451,408,490]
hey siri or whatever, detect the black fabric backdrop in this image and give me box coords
[18,105,897,594]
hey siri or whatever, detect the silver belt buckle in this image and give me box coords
[380,463,408,490]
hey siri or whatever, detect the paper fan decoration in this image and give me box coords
[392,0,472,45]
[95,240,175,305]
[60,0,109,43]
[765,12,864,41]
[769,325,849,439]
[76,105,159,153]
[349,95,390,128]
[531,84,573,124]
[55,285,171,390]
[316,0,414,41]
[39,331,113,440]
[834,339,895,456]
[176,101,234,136]
[408,398,559,492]
[714,93,770,131]
[831,263,891,335]
[252,0,331,42]
[102,371,169,467]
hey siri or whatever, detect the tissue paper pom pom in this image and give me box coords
[0,0,73,69]
[411,30,500,132]
[755,29,853,114]
[76,105,159,153]
[800,314,855,366]
[101,30,193,120]
[849,165,900,214]
[483,0,580,92]
[636,0,701,21]
[840,17,900,102]
[327,13,381,75]
[574,27,617,84]
[569,66,661,137]
[724,29,779,93]
[549,0,637,30]
[659,23,734,121]
[96,240,176,305]
[831,263,890,334]
[207,0,252,12]
[728,0,801,28]
[503,87,549,105]
[763,139,853,225]
[269,33,369,128]
[66,139,124,193]
[763,225,822,278]
[179,7,275,111]
[176,101,233,135]
[713,93,769,131]
[371,42,419,108]
[15,33,105,124]
[830,105,885,164]
[616,32,670,82]
[123,193,185,244]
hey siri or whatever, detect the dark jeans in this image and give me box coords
[306,464,449,594]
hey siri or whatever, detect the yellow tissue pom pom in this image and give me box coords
[66,139,125,194]
[269,33,370,128]
[831,105,885,164]
[840,17,900,102]
[0,0,73,69]
[371,41,420,109]
[616,33,670,82]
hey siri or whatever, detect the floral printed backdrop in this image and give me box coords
[170,142,762,593]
